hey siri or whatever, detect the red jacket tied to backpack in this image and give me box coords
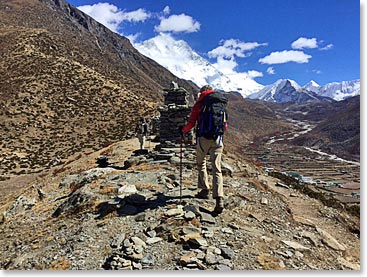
[182,89,215,134]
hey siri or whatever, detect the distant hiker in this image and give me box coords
[180,85,228,214]
[136,118,149,150]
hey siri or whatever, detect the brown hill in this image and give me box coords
[282,96,360,161]
[0,0,198,178]
[225,93,293,154]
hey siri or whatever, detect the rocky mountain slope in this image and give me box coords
[0,0,198,179]
[0,138,360,270]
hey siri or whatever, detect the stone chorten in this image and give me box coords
[158,82,194,146]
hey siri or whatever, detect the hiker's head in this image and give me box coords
[200,85,213,93]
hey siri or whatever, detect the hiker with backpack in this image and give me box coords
[180,85,228,214]
[136,118,149,150]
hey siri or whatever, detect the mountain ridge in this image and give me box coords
[246,79,334,103]
[130,29,360,102]
[134,33,265,97]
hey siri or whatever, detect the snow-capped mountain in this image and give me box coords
[134,34,359,101]
[312,80,360,101]
[134,33,264,97]
[303,80,320,93]
[247,79,328,103]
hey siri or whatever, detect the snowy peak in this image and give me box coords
[247,79,324,103]
[303,80,320,93]
[302,79,360,101]
[134,34,264,97]
[316,80,360,101]
[133,34,359,101]
[248,78,360,103]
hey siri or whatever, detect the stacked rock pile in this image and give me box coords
[158,85,194,147]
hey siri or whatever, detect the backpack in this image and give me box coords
[138,122,149,135]
[141,123,148,135]
[197,91,228,140]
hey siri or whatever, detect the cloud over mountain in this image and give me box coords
[155,14,200,33]
[77,3,150,33]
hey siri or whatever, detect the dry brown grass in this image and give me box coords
[98,185,117,195]
[133,163,164,171]
[49,257,71,270]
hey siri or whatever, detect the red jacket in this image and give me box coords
[182,89,215,134]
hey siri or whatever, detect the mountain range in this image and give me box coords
[303,79,361,101]
[134,34,360,103]
[246,79,334,103]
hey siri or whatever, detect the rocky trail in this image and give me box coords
[0,137,360,270]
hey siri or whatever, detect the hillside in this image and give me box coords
[224,93,294,154]
[280,96,360,161]
[0,0,198,178]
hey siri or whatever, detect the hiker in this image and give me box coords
[136,118,149,150]
[180,85,228,214]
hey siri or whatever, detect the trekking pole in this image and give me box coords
[179,134,183,204]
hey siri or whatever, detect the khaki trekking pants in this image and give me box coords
[196,136,224,198]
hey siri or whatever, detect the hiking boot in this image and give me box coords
[195,189,210,199]
[214,197,224,213]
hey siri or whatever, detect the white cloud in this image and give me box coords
[155,14,200,33]
[163,6,170,15]
[207,39,266,81]
[126,33,140,44]
[77,3,150,33]
[319,44,334,51]
[267,67,275,75]
[246,70,263,79]
[259,50,312,64]
[291,37,318,49]
[212,57,238,74]
[208,39,267,59]
[211,56,263,80]
[312,69,322,74]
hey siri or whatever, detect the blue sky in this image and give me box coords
[67,0,360,86]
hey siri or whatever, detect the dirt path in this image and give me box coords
[266,181,359,263]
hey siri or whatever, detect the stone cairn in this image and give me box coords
[158,83,194,147]
[120,82,198,170]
